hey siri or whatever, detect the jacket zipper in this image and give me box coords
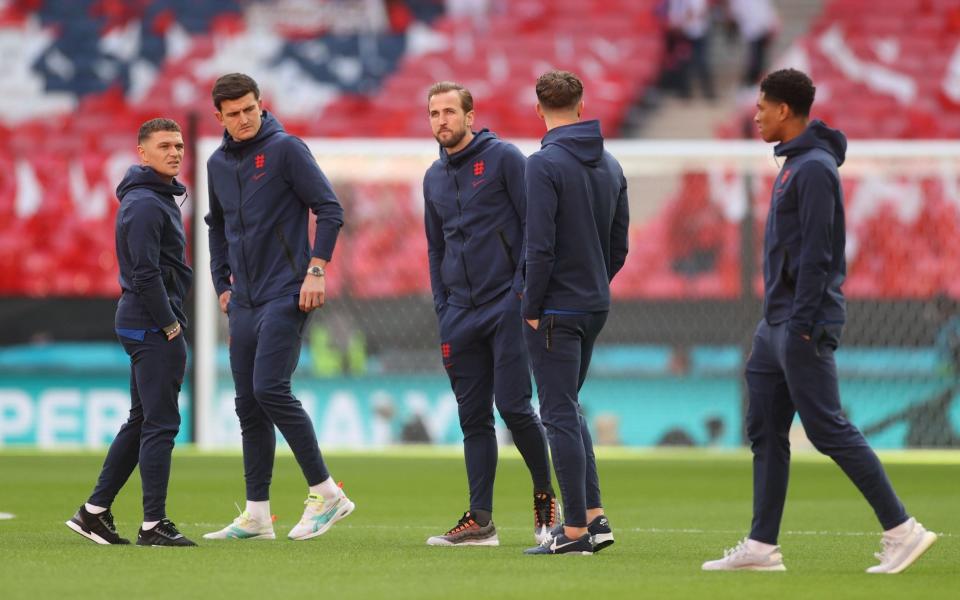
[234,152,254,304]
[450,165,475,307]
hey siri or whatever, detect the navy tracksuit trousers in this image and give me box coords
[439,290,552,513]
[229,294,329,501]
[745,320,909,544]
[523,311,607,528]
[89,331,186,521]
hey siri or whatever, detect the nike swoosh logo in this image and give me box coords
[253,172,266,181]
[472,178,486,188]
[551,539,580,551]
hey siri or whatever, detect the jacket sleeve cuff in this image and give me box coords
[214,281,232,297]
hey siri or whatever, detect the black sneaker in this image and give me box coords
[540,514,614,553]
[136,518,197,547]
[65,505,130,545]
[588,515,614,552]
[524,532,593,555]
[533,491,560,544]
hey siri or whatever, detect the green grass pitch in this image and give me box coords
[0,448,957,599]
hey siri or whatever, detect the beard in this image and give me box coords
[435,127,468,149]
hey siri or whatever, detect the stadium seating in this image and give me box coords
[636,0,960,300]
[0,0,660,298]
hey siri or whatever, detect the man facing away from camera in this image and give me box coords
[522,70,630,556]
[202,73,354,541]
[422,81,559,547]
[702,68,937,574]
[66,118,196,547]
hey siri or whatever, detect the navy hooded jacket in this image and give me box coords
[522,120,629,319]
[115,165,192,330]
[423,129,527,311]
[764,119,847,335]
[205,111,344,307]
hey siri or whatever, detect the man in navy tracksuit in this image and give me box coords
[703,69,936,573]
[422,82,558,547]
[66,118,196,547]
[202,74,355,542]
[522,71,629,556]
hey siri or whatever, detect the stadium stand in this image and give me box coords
[0,0,660,298]
[0,0,957,301]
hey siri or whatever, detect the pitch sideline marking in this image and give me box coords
[178,523,954,537]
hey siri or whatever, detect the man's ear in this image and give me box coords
[576,99,584,119]
[778,102,791,123]
[214,110,224,126]
[535,103,545,120]
[136,144,146,163]
[465,109,475,128]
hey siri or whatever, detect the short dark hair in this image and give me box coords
[138,118,181,144]
[760,69,816,117]
[212,73,260,110]
[427,81,474,113]
[535,70,584,110]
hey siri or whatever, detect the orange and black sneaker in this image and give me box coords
[534,491,560,544]
[426,511,499,546]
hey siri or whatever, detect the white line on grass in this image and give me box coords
[180,523,954,537]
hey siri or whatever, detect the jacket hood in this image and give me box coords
[220,110,285,153]
[541,119,604,166]
[774,119,846,166]
[116,165,186,202]
[439,129,496,167]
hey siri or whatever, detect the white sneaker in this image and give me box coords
[866,518,938,574]
[702,538,787,571]
[287,492,355,541]
[202,510,276,540]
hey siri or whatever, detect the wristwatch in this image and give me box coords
[307,265,325,277]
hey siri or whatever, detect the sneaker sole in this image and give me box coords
[65,519,111,545]
[289,499,356,541]
[871,531,938,574]
[592,533,615,553]
[202,531,276,540]
[702,563,787,572]
[426,535,500,547]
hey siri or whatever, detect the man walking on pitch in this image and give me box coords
[423,81,559,546]
[203,73,354,541]
[66,118,195,547]
[522,71,629,556]
[702,68,937,573]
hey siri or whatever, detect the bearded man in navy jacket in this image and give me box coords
[522,71,629,556]
[422,82,557,547]
[202,73,354,542]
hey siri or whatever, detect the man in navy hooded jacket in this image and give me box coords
[422,82,557,547]
[703,69,936,574]
[67,118,195,547]
[522,71,629,556]
[202,73,354,542]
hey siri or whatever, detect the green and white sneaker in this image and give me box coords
[287,492,355,541]
[202,510,276,540]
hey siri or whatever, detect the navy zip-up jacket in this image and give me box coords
[115,165,192,330]
[205,111,344,307]
[764,119,847,335]
[423,129,526,311]
[522,120,629,319]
